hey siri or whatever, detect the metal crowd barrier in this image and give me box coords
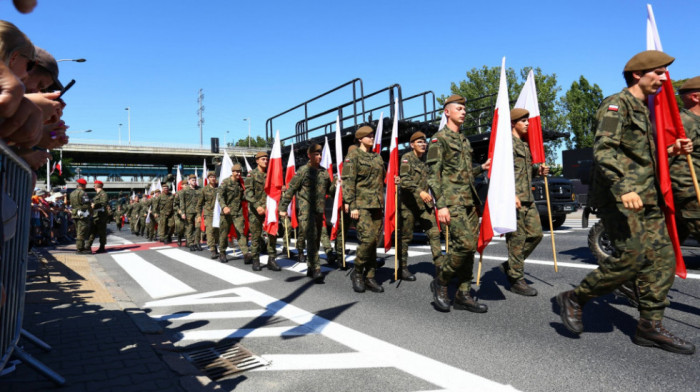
[0,140,65,385]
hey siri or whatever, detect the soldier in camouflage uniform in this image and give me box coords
[130,195,142,235]
[280,144,336,283]
[179,175,203,251]
[499,108,549,296]
[138,193,150,237]
[246,151,281,272]
[219,164,252,263]
[154,184,175,243]
[399,131,442,282]
[342,126,386,293]
[87,180,109,253]
[145,190,158,240]
[427,95,491,313]
[198,172,221,258]
[69,178,92,254]
[123,198,133,232]
[556,51,695,355]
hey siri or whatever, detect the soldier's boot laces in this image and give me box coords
[351,270,365,293]
[243,253,253,265]
[633,319,696,355]
[219,252,228,263]
[454,290,488,313]
[267,257,282,271]
[252,258,262,271]
[510,279,537,297]
[430,279,450,312]
[400,267,416,281]
[613,281,639,308]
[364,277,384,293]
[556,290,584,334]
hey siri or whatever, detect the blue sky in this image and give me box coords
[4,1,699,152]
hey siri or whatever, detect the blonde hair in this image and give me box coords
[0,20,34,64]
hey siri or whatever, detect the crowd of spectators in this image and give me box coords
[30,187,75,248]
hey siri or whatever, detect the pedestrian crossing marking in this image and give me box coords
[158,248,270,285]
[112,253,196,299]
[252,353,390,371]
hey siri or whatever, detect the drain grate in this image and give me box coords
[182,341,268,381]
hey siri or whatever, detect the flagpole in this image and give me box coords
[686,156,700,206]
[476,253,483,286]
[284,217,290,259]
[394,190,398,281]
[544,177,558,272]
[445,225,449,254]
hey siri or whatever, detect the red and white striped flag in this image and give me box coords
[55,160,62,176]
[373,112,384,153]
[331,115,343,240]
[194,167,199,187]
[285,143,298,229]
[202,159,208,186]
[320,137,333,229]
[264,130,284,235]
[244,157,253,177]
[477,57,517,253]
[384,99,400,252]
[176,165,183,191]
[514,70,545,164]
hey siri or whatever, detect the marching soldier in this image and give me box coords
[154,184,175,243]
[246,151,282,272]
[427,94,491,313]
[499,108,549,296]
[130,195,142,236]
[280,144,336,283]
[197,171,220,259]
[218,164,251,263]
[556,51,695,355]
[87,180,109,253]
[138,192,150,237]
[69,178,92,254]
[398,131,443,281]
[144,190,157,241]
[179,174,203,251]
[342,126,386,293]
[150,189,161,241]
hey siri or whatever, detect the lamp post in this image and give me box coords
[118,123,122,145]
[57,58,86,63]
[243,118,251,147]
[125,107,131,145]
[66,129,92,135]
[224,130,229,148]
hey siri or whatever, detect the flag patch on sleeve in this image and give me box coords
[608,105,619,112]
[431,138,438,143]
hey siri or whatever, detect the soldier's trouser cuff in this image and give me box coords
[639,309,664,321]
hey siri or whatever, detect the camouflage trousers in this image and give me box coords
[157,214,175,241]
[204,214,220,249]
[438,205,479,292]
[184,213,201,246]
[75,218,90,251]
[145,215,156,239]
[400,203,442,268]
[129,216,140,235]
[575,203,674,321]
[219,213,249,254]
[296,215,333,255]
[298,212,324,270]
[249,208,277,260]
[356,208,383,279]
[87,218,107,248]
[505,202,543,281]
[676,196,700,244]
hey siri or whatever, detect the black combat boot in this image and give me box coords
[178,236,183,247]
[243,253,253,264]
[509,279,537,296]
[325,250,337,266]
[376,257,385,268]
[196,243,204,251]
[430,279,450,312]
[613,281,639,308]
[210,249,219,259]
[219,252,228,263]
[364,277,384,293]
[267,257,282,271]
[95,246,106,254]
[633,318,696,355]
[399,267,416,281]
[189,245,196,252]
[351,270,365,293]
[454,291,488,313]
[297,253,307,264]
[311,268,325,284]
[556,290,584,334]
[252,258,262,271]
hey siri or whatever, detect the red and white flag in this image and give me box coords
[194,167,199,187]
[264,130,284,235]
[647,4,687,278]
[384,99,400,252]
[320,137,333,229]
[176,165,183,191]
[55,160,62,176]
[331,115,343,240]
[477,57,517,253]
[514,69,545,164]
[213,150,234,229]
[373,112,384,153]
[202,159,208,186]
[244,157,253,177]
[285,143,298,229]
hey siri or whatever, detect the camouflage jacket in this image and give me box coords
[69,188,91,219]
[92,190,109,220]
[280,163,335,214]
[342,147,385,209]
[513,135,540,203]
[123,203,132,219]
[245,168,267,211]
[178,185,202,215]
[426,126,483,209]
[129,201,142,221]
[219,177,246,216]
[670,108,700,202]
[590,89,659,208]
[154,193,175,217]
[400,151,432,210]
[198,184,219,216]
[140,197,151,217]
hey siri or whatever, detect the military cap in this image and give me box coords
[188,174,197,180]
[94,180,104,186]
[679,76,700,94]
[162,184,170,189]
[34,47,62,90]
[255,151,268,160]
[409,131,426,142]
[154,189,161,193]
[623,50,674,72]
[355,125,374,139]
[307,143,322,154]
[76,178,87,185]
[510,108,529,121]
[443,94,466,107]
[232,163,242,171]
[207,171,216,177]
[150,190,155,195]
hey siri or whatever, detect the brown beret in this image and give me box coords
[623,50,675,72]
[207,171,216,177]
[679,76,700,94]
[162,184,170,189]
[307,143,322,154]
[255,151,268,159]
[410,132,426,143]
[444,94,466,107]
[154,189,161,193]
[188,174,197,180]
[355,125,374,139]
[232,164,242,171]
[510,108,529,121]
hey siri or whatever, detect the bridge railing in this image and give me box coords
[66,139,263,154]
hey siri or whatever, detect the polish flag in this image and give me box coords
[514,70,545,164]
[330,116,343,240]
[55,160,62,176]
[320,137,333,228]
[202,159,208,186]
[244,157,253,177]
[213,150,234,229]
[384,98,400,252]
[373,112,384,153]
[264,130,284,235]
[477,57,517,253]
[285,143,298,229]
[647,4,686,278]
[194,167,199,187]
[176,166,183,191]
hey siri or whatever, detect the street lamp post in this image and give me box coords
[66,129,92,135]
[118,123,122,145]
[243,118,251,147]
[57,58,86,63]
[224,130,229,148]
[125,107,131,145]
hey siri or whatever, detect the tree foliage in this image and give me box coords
[35,150,74,186]
[560,76,604,150]
[673,78,688,108]
[234,135,270,148]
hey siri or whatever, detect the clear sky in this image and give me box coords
[3,0,699,150]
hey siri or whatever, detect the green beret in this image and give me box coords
[232,164,242,171]
[510,108,529,121]
[207,171,216,177]
[410,131,426,143]
[255,151,269,159]
[679,76,700,94]
[355,125,374,139]
[307,143,322,154]
[188,174,197,180]
[444,94,466,107]
[623,50,675,72]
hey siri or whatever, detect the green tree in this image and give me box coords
[560,76,604,150]
[235,135,273,148]
[673,78,688,108]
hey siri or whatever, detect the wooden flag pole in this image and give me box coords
[476,253,484,286]
[687,156,700,206]
[394,191,399,282]
[284,218,290,259]
[544,176,558,272]
[445,225,449,254]
[340,211,346,269]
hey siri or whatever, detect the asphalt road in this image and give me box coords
[97,217,700,392]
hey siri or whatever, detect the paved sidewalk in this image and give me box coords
[0,246,221,392]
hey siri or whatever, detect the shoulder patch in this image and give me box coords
[431,138,438,143]
[608,105,619,112]
[402,159,409,163]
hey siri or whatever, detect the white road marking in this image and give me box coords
[149,245,172,250]
[178,326,314,340]
[158,248,269,285]
[150,309,269,321]
[106,234,133,245]
[254,353,389,371]
[112,253,196,299]
[144,288,250,307]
